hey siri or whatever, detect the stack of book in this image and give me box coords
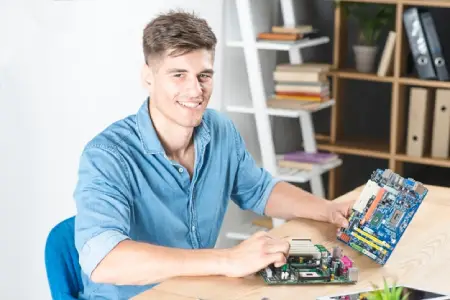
[267,63,331,110]
[257,25,317,41]
[277,151,338,171]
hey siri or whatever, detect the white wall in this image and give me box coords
[0,0,227,298]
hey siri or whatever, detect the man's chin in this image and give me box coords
[174,115,203,128]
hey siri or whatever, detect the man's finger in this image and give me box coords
[266,252,287,268]
[265,240,290,255]
[335,215,349,228]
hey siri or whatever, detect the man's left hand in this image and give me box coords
[326,199,355,229]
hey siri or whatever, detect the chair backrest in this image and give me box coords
[45,216,83,299]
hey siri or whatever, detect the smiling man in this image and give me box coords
[73,10,353,300]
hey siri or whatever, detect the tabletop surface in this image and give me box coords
[133,184,450,300]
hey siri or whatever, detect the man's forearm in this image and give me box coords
[91,240,229,285]
[264,181,330,222]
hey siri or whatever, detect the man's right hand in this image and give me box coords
[223,231,290,278]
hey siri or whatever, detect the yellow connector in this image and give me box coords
[355,227,391,249]
[351,232,387,255]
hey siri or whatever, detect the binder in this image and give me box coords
[406,87,434,157]
[403,8,436,80]
[420,11,449,81]
[431,89,450,158]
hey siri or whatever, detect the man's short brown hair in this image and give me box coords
[142,10,217,65]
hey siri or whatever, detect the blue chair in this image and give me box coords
[45,216,84,299]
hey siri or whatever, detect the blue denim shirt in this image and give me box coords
[73,99,280,299]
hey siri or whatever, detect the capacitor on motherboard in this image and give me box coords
[332,261,339,273]
[332,246,342,259]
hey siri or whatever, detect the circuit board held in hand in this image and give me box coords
[258,239,358,285]
[337,168,428,265]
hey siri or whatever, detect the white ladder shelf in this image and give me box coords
[224,0,342,240]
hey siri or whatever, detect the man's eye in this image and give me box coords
[174,73,183,78]
[200,74,211,79]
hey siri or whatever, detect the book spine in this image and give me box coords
[275,84,329,93]
[273,71,326,82]
[271,25,312,34]
[257,32,299,41]
[274,94,327,102]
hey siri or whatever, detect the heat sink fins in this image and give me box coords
[289,239,321,259]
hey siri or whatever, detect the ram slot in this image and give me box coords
[350,232,387,255]
[355,227,391,249]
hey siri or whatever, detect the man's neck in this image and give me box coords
[148,102,194,159]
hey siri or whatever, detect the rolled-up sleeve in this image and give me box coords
[230,123,282,215]
[73,144,132,278]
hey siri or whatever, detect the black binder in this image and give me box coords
[420,11,449,81]
[403,7,436,79]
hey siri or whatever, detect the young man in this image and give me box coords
[73,10,353,299]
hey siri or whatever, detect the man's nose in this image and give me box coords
[186,77,202,97]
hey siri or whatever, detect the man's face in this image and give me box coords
[144,49,214,128]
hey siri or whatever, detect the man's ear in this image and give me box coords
[141,63,153,89]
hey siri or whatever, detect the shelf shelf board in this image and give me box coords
[395,153,450,168]
[317,138,391,159]
[335,0,450,5]
[276,158,342,183]
[399,77,450,89]
[336,0,398,4]
[226,99,335,118]
[251,157,342,184]
[315,134,331,142]
[401,0,450,8]
[227,36,329,51]
[329,69,394,83]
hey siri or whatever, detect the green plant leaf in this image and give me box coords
[339,2,394,45]
[394,286,403,300]
[401,292,410,300]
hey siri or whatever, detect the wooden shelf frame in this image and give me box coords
[327,0,450,199]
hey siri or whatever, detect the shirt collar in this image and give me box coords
[136,97,210,155]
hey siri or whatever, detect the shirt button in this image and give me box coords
[192,225,196,231]
[178,167,183,173]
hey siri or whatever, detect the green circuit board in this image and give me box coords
[258,240,358,285]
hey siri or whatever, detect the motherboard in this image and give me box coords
[258,239,358,285]
[337,168,428,265]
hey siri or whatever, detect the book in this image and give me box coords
[274,94,329,102]
[282,151,338,164]
[257,32,300,41]
[275,83,329,94]
[267,98,326,111]
[273,70,328,82]
[275,85,329,93]
[277,160,315,170]
[274,90,329,97]
[276,63,331,73]
[271,25,313,34]
[377,31,396,76]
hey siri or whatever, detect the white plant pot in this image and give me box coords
[353,45,378,73]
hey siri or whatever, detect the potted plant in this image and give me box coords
[335,1,395,73]
[366,278,410,300]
